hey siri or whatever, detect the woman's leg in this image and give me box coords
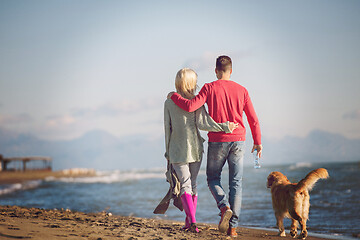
[189,161,201,227]
[172,162,192,196]
[173,162,199,232]
[189,161,202,196]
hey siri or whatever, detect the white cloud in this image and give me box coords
[32,97,164,140]
[45,114,76,127]
[343,109,360,120]
[71,97,163,119]
[183,50,254,72]
[0,113,33,125]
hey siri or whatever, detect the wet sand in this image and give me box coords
[0,205,333,240]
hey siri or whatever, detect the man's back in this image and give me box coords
[171,79,261,144]
[205,79,249,142]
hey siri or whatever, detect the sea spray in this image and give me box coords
[0,180,42,196]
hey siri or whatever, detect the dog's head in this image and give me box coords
[267,171,290,188]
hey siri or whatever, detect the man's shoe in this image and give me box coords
[218,206,232,233]
[227,227,238,237]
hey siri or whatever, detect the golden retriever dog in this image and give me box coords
[267,168,329,239]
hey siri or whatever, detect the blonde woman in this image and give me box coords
[164,68,238,232]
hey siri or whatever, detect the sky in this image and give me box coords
[0,0,360,142]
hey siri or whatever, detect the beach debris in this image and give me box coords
[46,224,61,228]
[129,221,142,228]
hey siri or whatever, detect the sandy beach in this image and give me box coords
[1,169,355,239]
[0,169,96,184]
[0,205,335,240]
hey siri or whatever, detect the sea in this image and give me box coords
[0,161,359,239]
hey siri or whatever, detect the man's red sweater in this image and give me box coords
[171,79,261,144]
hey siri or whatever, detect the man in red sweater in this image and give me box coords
[168,56,262,237]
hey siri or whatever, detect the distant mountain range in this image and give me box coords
[260,130,360,165]
[0,128,359,171]
[0,128,164,171]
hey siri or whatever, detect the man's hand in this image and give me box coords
[167,92,176,99]
[251,144,263,158]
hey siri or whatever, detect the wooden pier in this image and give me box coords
[0,155,52,172]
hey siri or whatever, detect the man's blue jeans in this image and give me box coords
[206,141,245,228]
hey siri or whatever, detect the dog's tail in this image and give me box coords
[296,168,329,192]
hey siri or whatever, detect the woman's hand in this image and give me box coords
[229,122,239,132]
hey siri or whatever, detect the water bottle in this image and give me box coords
[253,150,261,169]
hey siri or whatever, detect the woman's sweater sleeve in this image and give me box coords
[196,106,231,133]
[164,101,172,159]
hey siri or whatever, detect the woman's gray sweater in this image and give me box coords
[164,99,231,164]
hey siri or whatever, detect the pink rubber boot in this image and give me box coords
[182,194,198,230]
[181,193,199,233]
[191,195,199,232]
[192,195,198,213]
[182,216,191,230]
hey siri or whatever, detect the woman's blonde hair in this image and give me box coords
[175,68,198,99]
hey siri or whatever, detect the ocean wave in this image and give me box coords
[46,169,167,184]
[289,162,313,170]
[0,180,42,196]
